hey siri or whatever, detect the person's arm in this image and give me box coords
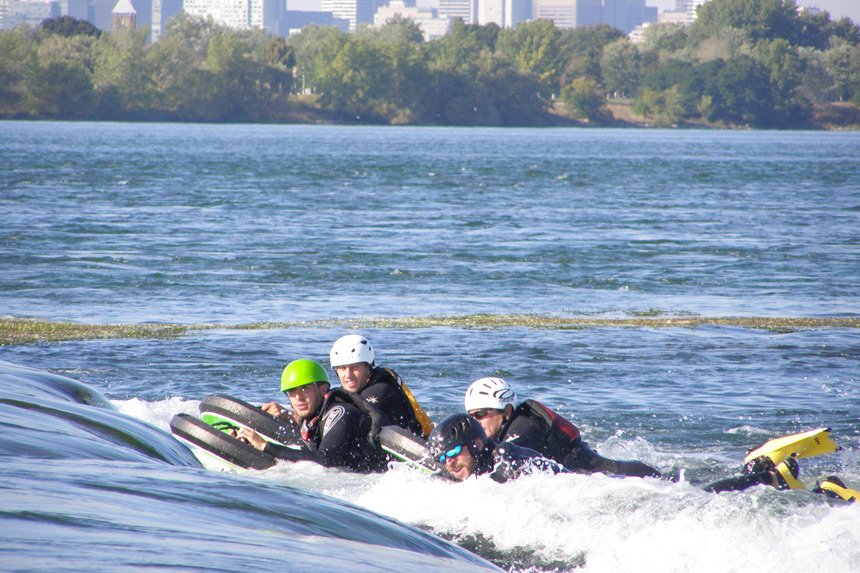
[489,443,567,483]
[704,471,775,493]
[262,404,366,468]
[237,427,324,463]
[263,441,325,463]
[561,441,661,478]
[261,401,297,423]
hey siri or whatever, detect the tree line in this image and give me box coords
[1,0,859,128]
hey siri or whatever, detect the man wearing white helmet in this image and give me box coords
[330,334,433,438]
[464,377,661,478]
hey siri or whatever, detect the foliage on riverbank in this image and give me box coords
[0,0,858,128]
[3,315,858,345]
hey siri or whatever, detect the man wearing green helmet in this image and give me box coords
[238,359,387,473]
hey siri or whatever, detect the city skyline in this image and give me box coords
[285,0,859,22]
[2,0,857,37]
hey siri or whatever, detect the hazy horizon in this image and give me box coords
[285,0,860,26]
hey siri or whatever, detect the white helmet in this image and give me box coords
[330,334,375,368]
[464,377,517,411]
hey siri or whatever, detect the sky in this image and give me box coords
[287,0,860,25]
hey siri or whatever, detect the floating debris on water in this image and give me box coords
[2,315,858,345]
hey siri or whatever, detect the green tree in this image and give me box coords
[633,85,685,126]
[753,38,801,95]
[700,55,783,126]
[207,29,264,121]
[26,33,96,118]
[146,26,210,119]
[288,24,345,92]
[362,17,428,122]
[421,19,499,124]
[0,29,36,116]
[796,47,832,105]
[496,19,562,95]
[473,51,546,125]
[37,15,101,39]
[365,13,424,44]
[690,0,803,45]
[823,39,860,102]
[257,36,295,97]
[313,33,386,120]
[559,24,624,86]
[694,26,752,61]
[639,59,700,118]
[428,19,497,74]
[560,77,609,122]
[830,17,860,46]
[600,38,640,98]
[419,66,481,124]
[640,22,689,56]
[145,14,228,120]
[91,27,153,118]
[794,9,835,50]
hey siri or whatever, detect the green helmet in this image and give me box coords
[280,359,330,392]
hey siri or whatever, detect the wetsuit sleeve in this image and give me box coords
[264,441,323,463]
[263,405,364,468]
[488,442,566,483]
[562,441,661,478]
[704,472,772,493]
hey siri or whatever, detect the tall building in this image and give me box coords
[671,0,708,23]
[601,0,627,31]
[531,0,601,30]
[686,0,707,22]
[151,0,181,41]
[577,0,601,26]
[0,0,60,30]
[531,0,573,29]
[112,0,135,30]
[321,0,375,31]
[184,0,282,32]
[374,1,450,40]
[504,0,531,28]
[281,10,349,35]
[437,0,474,25]
[477,0,503,26]
[626,0,655,32]
[64,0,89,20]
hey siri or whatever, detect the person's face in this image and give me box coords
[335,362,371,393]
[287,382,327,420]
[469,408,506,441]
[439,440,479,481]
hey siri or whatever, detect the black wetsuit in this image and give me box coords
[475,440,566,484]
[499,400,661,478]
[704,472,775,493]
[357,367,424,437]
[263,389,388,473]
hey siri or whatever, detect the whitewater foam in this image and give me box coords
[121,397,860,572]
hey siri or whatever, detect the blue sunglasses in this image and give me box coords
[437,445,463,463]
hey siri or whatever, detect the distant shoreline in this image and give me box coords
[4,100,858,130]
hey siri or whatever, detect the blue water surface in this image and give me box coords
[2,122,859,571]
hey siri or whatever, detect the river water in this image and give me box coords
[2,122,859,571]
